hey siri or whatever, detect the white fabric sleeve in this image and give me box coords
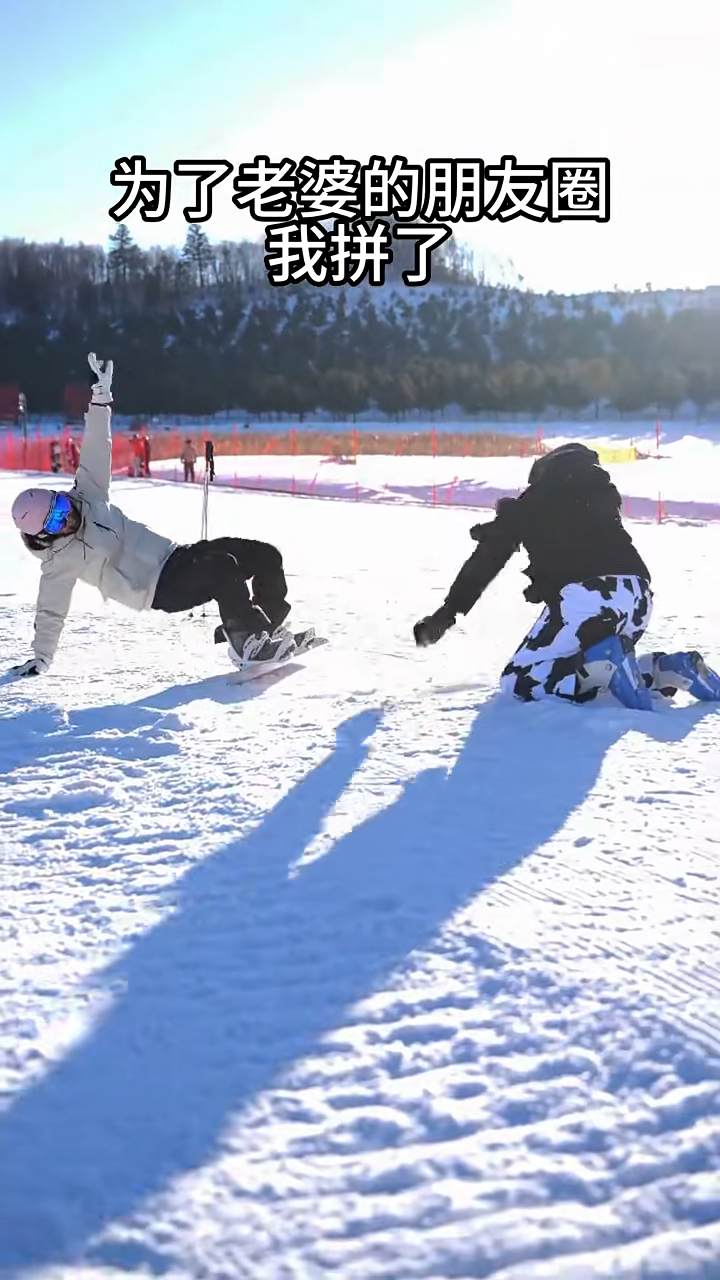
[32,558,78,665]
[75,404,112,500]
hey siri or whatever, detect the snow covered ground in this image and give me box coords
[1,472,720,1279]
[151,435,720,524]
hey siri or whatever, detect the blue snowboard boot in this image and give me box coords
[642,651,720,702]
[582,636,654,711]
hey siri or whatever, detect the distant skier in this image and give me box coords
[65,435,80,473]
[128,432,144,478]
[180,439,197,482]
[413,442,720,708]
[142,429,151,478]
[9,353,306,677]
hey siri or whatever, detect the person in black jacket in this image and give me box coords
[413,443,720,707]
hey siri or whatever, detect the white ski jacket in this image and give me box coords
[26,405,176,667]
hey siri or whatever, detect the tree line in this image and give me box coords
[1,227,719,418]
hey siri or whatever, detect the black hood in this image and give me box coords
[528,442,601,487]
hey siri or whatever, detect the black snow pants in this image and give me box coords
[152,537,291,633]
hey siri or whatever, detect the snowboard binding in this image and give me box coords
[214,624,316,656]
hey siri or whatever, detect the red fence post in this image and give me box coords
[432,424,437,507]
[657,492,663,524]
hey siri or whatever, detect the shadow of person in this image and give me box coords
[0,696,713,1272]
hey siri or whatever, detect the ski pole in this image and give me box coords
[198,449,212,617]
[201,468,209,541]
[187,445,213,622]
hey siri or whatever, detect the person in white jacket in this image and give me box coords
[10,353,304,676]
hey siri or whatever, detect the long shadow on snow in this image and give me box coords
[0,696,712,1272]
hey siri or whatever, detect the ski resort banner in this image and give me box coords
[595,446,638,464]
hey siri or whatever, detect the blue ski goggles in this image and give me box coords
[43,492,74,535]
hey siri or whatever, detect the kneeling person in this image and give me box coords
[413,443,720,708]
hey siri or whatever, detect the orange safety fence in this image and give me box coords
[0,421,687,524]
[0,429,141,476]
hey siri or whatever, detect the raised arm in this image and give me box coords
[75,353,114,501]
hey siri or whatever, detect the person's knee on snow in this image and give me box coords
[500,635,594,705]
[501,576,653,707]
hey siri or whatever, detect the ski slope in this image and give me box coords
[1,473,719,1279]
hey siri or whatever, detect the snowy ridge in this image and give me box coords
[0,477,719,1278]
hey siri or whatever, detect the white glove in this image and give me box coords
[10,656,49,677]
[88,352,113,404]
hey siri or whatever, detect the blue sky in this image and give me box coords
[1,0,719,294]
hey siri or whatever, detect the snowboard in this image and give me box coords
[228,634,328,684]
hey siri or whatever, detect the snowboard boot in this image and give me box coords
[581,635,654,711]
[639,651,720,702]
[215,622,312,653]
[215,618,302,658]
[223,606,296,667]
[226,626,296,667]
[292,627,316,653]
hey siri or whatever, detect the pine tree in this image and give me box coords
[107,225,141,284]
[182,226,215,292]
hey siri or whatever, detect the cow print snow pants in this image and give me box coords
[500,575,653,703]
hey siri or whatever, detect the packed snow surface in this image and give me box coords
[0,473,719,1279]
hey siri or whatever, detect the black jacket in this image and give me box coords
[445,454,650,617]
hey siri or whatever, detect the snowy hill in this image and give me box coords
[1,475,719,1278]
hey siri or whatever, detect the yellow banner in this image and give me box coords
[595,446,638,464]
